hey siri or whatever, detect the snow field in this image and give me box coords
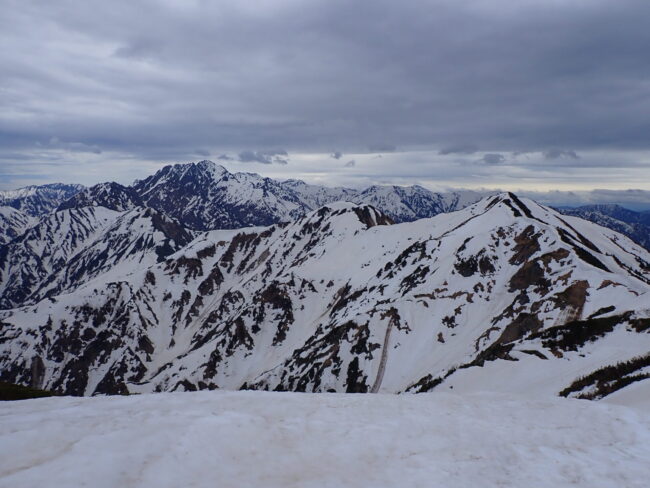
[1,390,649,488]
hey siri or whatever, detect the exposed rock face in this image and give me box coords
[1,195,648,400]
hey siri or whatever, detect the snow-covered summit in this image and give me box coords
[3,163,648,252]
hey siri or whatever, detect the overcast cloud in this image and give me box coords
[0,0,649,191]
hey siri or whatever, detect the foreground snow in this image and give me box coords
[1,391,649,488]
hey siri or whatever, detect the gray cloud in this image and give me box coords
[438,143,479,155]
[331,151,342,159]
[217,154,234,161]
[238,150,289,165]
[0,0,649,188]
[481,153,506,165]
[368,144,396,153]
[344,160,355,168]
[46,137,102,154]
[543,149,580,160]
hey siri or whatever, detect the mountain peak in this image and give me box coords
[174,160,228,177]
[480,192,541,218]
[193,160,229,177]
[304,202,394,231]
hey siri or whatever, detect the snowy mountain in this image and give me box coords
[1,194,648,399]
[0,206,34,244]
[353,185,488,223]
[129,160,486,230]
[57,182,143,212]
[559,204,650,251]
[131,160,315,230]
[5,163,649,254]
[0,206,120,309]
[0,183,84,216]
[0,206,194,309]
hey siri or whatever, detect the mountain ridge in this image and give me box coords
[0,183,84,217]
[3,161,649,250]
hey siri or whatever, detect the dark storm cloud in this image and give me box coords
[543,149,580,160]
[331,151,342,160]
[0,0,649,186]
[481,153,506,165]
[438,143,479,155]
[368,144,397,153]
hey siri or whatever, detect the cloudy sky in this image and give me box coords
[1,0,649,193]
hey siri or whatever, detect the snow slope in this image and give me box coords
[0,206,194,309]
[0,390,649,488]
[0,206,119,308]
[0,207,34,244]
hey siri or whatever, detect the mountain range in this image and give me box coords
[558,204,650,251]
[0,182,84,217]
[0,174,648,400]
[2,161,649,250]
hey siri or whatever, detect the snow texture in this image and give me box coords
[0,390,649,488]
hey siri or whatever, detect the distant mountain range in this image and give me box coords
[127,160,486,230]
[557,204,650,251]
[2,161,648,250]
[0,182,84,217]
